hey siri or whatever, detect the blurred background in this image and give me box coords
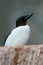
[0,0,43,46]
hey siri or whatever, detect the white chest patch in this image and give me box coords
[5,25,30,46]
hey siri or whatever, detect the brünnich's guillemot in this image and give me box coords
[4,13,34,46]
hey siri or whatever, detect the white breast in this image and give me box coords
[5,25,30,46]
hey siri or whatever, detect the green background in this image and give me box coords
[0,0,43,45]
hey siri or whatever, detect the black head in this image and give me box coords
[16,13,34,27]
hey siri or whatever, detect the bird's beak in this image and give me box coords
[25,13,34,21]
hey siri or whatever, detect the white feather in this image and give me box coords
[5,25,30,46]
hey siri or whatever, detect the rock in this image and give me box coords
[0,45,43,65]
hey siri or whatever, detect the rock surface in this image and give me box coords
[0,45,43,65]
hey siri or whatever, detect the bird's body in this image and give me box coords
[5,13,34,46]
[5,25,30,46]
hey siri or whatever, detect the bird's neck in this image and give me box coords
[16,24,26,27]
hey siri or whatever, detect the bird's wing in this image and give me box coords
[4,32,11,46]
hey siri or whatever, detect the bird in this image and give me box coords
[4,13,34,46]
